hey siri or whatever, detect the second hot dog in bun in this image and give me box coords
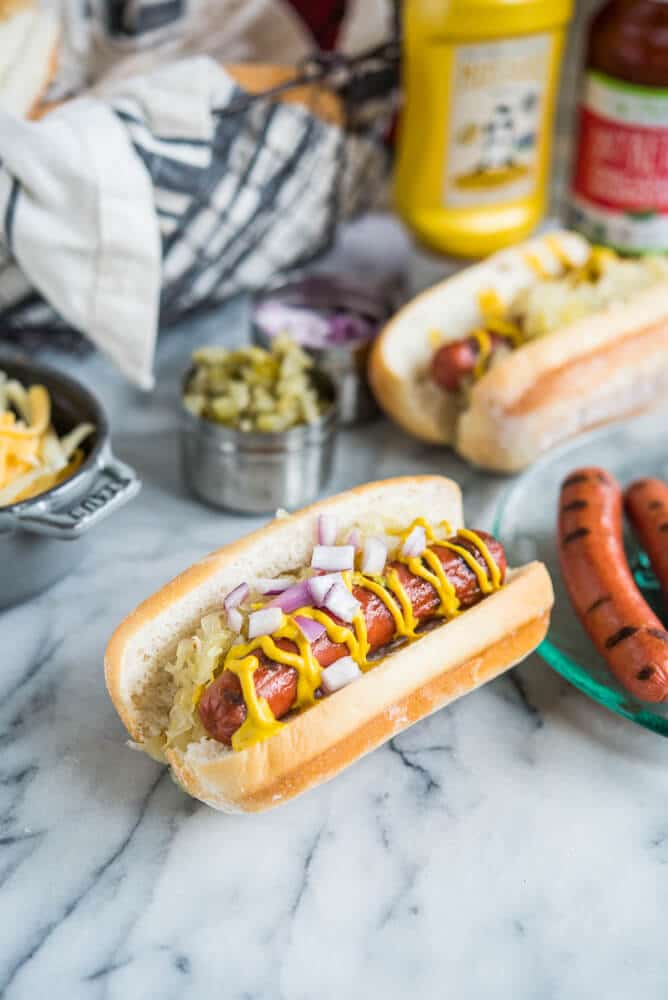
[369,232,668,472]
[105,477,553,813]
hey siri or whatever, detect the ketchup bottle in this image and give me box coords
[570,0,668,254]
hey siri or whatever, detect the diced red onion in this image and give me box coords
[361,536,386,575]
[227,607,244,634]
[323,581,360,623]
[254,576,296,595]
[311,544,355,571]
[294,615,326,643]
[401,525,427,558]
[267,580,313,613]
[346,528,361,550]
[248,607,284,639]
[318,513,338,546]
[224,582,249,611]
[308,572,343,606]
[321,656,362,694]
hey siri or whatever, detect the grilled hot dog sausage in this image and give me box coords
[430,334,507,393]
[558,467,668,702]
[198,531,507,744]
[624,478,668,607]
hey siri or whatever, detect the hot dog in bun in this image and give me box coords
[105,477,553,813]
[369,232,668,472]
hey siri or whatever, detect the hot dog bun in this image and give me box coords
[105,477,553,813]
[369,231,668,472]
[0,0,59,119]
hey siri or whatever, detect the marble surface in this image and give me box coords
[2,216,668,1000]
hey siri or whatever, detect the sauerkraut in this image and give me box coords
[512,252,668,341]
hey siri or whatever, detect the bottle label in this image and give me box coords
[443,34,554,208]
[571,71,668,252]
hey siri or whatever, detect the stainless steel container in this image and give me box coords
[254,324,377,425]
[252,275,396,425]
[181,369,337,514]
[0,356,141,607]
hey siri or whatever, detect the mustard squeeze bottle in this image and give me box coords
[394,0,573,258]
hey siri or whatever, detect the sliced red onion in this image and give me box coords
[308,572,343,606]
[267,580,313,613]
[327,313,375,345]
[248,607,284,640]
[321,656,362,694]
[361,536,387,575]
[227,607,244,634]
[323,581,360,623]
[318,513,338,546]
[346,528,361,550]
[254,301,330,347]
[294,615,326,643]
[401,525,427,558]
[224,582,249,611]
[311,544,355,572]
[254,576,296,595]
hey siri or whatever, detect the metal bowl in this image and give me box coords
[0,356,141,607]
[181,368,338,514]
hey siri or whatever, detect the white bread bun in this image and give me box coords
[0,1,59,119]
[105,477,554,813]
[369,231,668,471]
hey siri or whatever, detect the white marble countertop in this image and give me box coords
[2,216,668,1000]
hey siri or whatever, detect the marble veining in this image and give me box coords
[1,216,668,1000]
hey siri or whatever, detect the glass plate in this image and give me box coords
[493,407,668,736]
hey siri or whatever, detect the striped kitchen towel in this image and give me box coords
[0,28,396,386]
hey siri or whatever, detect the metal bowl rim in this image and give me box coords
[0,354,109,515]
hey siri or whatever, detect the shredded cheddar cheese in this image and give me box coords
[0,372,94,506]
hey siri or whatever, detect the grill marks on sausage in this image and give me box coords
[586,595,612,614]
[562,473,590,489]
[561,499,588,513]
[605,626,668,649]
[562,527,591,546]
[605,626,639,648]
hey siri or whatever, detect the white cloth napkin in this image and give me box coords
[0,94,161,387]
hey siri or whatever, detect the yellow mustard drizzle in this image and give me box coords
[206,519,503,752]
[225,655,286,751]
[385,568,419,637]
[351,572,412,642]
[477,288,505,316]
[470,329,492,380]
[457,527,503,590]
[524,250,551,279]
[545,235,575,271]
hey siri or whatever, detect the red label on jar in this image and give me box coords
[573,107,668,213]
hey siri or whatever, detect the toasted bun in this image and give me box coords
[369,231,668,470]
[105,477,553,813]
[0,1,59,119]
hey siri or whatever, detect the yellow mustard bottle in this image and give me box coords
[395,0,573,258]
